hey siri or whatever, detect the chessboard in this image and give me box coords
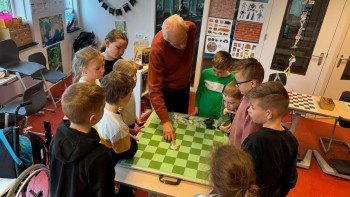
[117,112,228,185]
[288,91,317,112]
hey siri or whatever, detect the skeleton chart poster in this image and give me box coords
[206,17,233,38]
[230,40,258,59]
[237,1,267,23]
[204,36,230,54]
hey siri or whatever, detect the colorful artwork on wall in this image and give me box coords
[39,14,64,47]
[206,17,233,38]
[46,43,63,72]
[237,1,267,23]
[230,40,258,59]
[204,36,230,54]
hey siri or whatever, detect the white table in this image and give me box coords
[288,93,339,169]
[115,165,212,197]
[313,100,350,180]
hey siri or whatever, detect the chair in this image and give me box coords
[0,39,45,88]
[319,91,350,154]
[0,81,47,128]
[268,73,287,85]
[28,52,67,112]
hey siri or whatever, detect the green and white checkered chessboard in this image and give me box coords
[117,112,228,185]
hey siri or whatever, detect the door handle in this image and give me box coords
[312,53,324,66]
[336,55,350,67]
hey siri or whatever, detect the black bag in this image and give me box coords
[73,32,96,52]
[0,127,19,178]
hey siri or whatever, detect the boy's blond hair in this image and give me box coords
[101,70,136,104]
[72,46,104,83]
[212,51,232,70]
[113,59,137,76]
[223,81,243,100]
[233,58,264,83]
[61,83,106,124]
[247,81,289,116]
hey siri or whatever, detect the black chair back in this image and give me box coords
[268,73,287,85]
[20,81,47,116]
[0,127,20,178]
[0,39,20,67]
[28,52,46,66]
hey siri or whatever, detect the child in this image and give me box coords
[218,81,243,133]
[229,58,264,147]
[194,145,259,197]
[95,70,138,165]
[192,51,235,119]
[113,59,145,131]
[243,81,298,197]
[101,29,128,76]
[72,46,105,85]
[49,83,115,197]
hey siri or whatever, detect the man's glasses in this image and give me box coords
[234,79,252,87]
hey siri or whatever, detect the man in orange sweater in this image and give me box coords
[148,14,197,143]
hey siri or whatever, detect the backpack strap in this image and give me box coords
[0,129,23,165]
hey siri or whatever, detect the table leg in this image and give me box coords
[289,111,312,169]
[290,111,301,134]
[313,150,350,180]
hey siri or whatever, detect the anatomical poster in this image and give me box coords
[237,1,267,23]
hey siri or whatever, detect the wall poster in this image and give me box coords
[206,17,233,37]
[46,43,63,72]
[230,40,258,59]
[39,14,65,47]
[237,1,268,23]
[204,36,230,54]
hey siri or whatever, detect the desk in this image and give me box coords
[0,74,16,86]
[313,100,350,180]
[115,112,226,196]
[288,92,339,169]
[114,165,211,197]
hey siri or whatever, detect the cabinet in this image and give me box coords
[134,66,152,119]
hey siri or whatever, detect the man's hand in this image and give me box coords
[163,121,175,143]
[189,107,199,116]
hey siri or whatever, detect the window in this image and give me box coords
[0,0,12,12]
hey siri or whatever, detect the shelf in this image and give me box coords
[67,27,81,33]
[18,42,39,51]
[141,90,149,97]
[137,66,149,74]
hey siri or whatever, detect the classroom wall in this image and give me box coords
[0,0,79,106]
[78,0,156,60]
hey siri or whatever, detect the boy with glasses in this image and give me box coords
[229,58,265,147]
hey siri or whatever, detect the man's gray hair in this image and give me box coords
[162,14,189,41]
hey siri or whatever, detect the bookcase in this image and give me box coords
[134,66,152,119]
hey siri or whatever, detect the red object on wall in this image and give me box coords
[234,21,263,43]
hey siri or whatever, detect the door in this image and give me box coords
[259,0,348,95]
[324,23,350,99]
